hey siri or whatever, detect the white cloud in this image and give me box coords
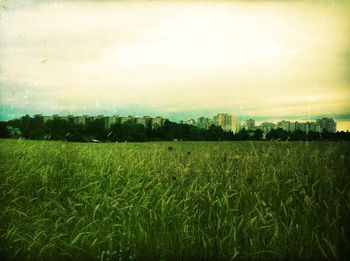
[0,1,349,119]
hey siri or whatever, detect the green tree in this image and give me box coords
[31,128,46,140]
[45,119,71,140]
[266,128,289,141]
[290,130,307,141]
[253,129,263,141]
[205,125,224,141]
[236,128,249,141]
[307,131,321,141]
[86,119,106,140]
[0,122,11,138]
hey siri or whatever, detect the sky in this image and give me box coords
[0,0,350,130]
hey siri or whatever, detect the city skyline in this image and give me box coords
[10,113,339,134]
[1,0,349,130]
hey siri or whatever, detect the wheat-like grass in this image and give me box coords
[0,139,349,260]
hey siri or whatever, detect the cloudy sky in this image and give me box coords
[1,0,350,129]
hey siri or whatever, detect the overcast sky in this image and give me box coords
[0,0,349,129]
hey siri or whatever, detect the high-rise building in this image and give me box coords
[245,119,255,130]
[113,115,121,124]
[308,122,321,132]
[297,122,307,132]
[74,115,89,125]
[237,121,245,132]
[89,116,97,122]
[260,122,276,133]
[277,121,290,131]
[104,116,116,129]
[316,118,336,133]
[60,115,74,123]
[289,121,297,132]
[120,116,130,124]
[196,117,213,129]
[127,115,136,124]
[287,121,322,133]
[135,116,151,127]
[213,113,237,133]
[143,116,152,127]
[152,116,166,128]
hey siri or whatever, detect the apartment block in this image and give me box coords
[289,121,297,132]
[152,116,166,128]
[245,119,255,130]
[277,121,290,131]
[136,116,152,127]
[104,116,116,129]
[309,122,321,132]
[74,115,89,125]
[297,122,308,133]
[316,118,337,133]
[27,114,336,134]
[60,115,74,123]
[119,116,134,124]
[213,113,237,133]
[196,117,213,129]
[260,122,276,133]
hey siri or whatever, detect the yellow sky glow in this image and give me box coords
[0,0,349,129]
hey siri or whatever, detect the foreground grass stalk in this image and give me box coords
[0,139,349,260]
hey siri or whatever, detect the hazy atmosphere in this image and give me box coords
[1,0,350,129]
[1,2,350,260]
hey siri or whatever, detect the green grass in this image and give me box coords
[0,139,349,261]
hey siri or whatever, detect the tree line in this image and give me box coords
[1,115,350,142]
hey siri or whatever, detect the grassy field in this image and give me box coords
[0,139,349,261]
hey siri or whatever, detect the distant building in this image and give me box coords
[127,115,136,124]
[213,113,237,133]
[74,115,89,125]
[36,114,59,123]
[245,119,255,130]
[152,116,166,128]
[113,115,120,123]
[135,116,152,127]
[260,122,276,133]
[43,116,54,123]
[89,116,98,122]
[237,122,245,132]
[309,121,321,132]
[277,121,290,131]
[279,120,323,133]
[316,118,336,133]
[60,115,74,123]
[143,116,152,127]
[120,116,130,124]
[27,113,335,134]
[289,121,297,132]
[196,117,213,129]
[103,116,116,129]
[185,119,196,125]
[297,122,307,133]
[52,114,60,119]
